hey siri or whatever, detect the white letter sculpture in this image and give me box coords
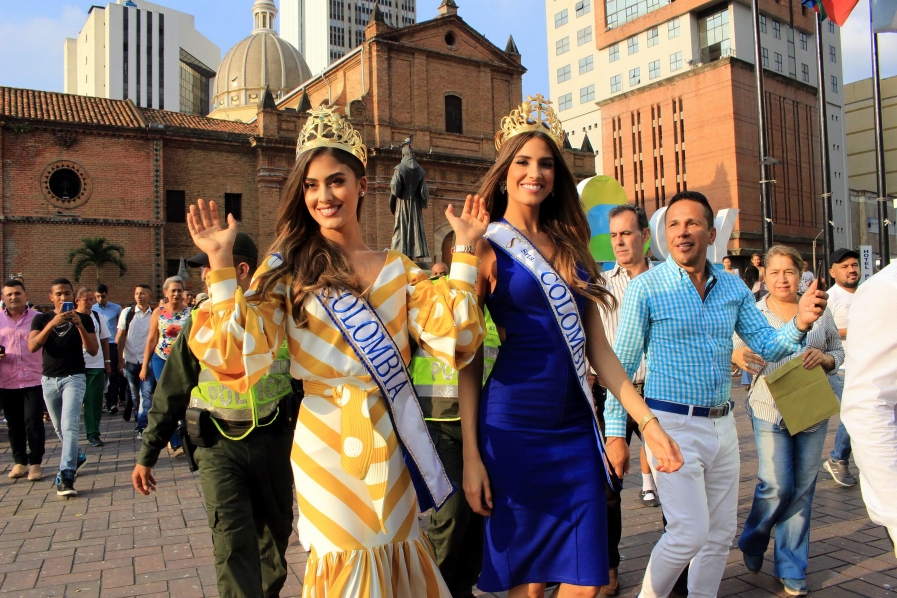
[649,207,739,263]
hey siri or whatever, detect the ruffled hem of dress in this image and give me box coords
[302,536,451,598]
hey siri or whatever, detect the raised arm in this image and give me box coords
[734,291,805,362]
[403,252,485,371]
[184,199,288,393]
[188,258,290,394]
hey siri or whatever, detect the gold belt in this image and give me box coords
[304,381,390,533]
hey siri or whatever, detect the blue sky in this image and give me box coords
[0,0,550,95]
[0,0,893,97]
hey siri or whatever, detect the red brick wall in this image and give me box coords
[600,58,822,253]
[1,126,160,306]
[161,139,260,284]
[2,128,155,221]
[3,221,158,308]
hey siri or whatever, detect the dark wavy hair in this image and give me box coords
[253,147,367,328]
[476,130,614,310]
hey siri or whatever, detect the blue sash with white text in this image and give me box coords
[315,289,453,511]
[484,221,613,485]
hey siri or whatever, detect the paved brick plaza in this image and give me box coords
[0,384,894,597]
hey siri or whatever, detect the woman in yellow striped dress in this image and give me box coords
[185,106,488,598]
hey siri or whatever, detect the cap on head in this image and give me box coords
[187,232,259,268]
[829,248,859,264]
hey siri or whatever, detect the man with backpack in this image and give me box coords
[116,284,155,439]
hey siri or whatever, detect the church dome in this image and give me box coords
[212,0,312,113]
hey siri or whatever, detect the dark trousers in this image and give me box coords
[194,414,295,598]
[0,385,46,466]
[593,382,639,569]
[426,420,483,598]
[105,346,122,409]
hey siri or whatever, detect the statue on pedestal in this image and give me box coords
[389,139,430,260]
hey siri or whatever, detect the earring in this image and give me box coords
[499,181,507,194]
[550,187,555,196]
[360,191,365,197]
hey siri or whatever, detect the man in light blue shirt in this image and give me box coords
[92,284,122,413]
[604,191,828,598]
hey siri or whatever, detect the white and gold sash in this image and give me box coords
[315,289,453,510]
[484,220,612,485]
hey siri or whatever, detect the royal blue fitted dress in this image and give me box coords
[477,241,610,591]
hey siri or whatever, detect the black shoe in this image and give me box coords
[56,470,77,496]
[641,489,661,508]
[75,448,87,478]
[109,405,118,415]
[87,436,104,447]
[743,552,764,573]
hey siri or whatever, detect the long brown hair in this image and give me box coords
[478,130,614,310]
[254,147,367,328]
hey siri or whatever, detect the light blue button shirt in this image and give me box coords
[92,301,122,344]
[603,259,806,437]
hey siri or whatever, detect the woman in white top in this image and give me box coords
[732,245,843,596]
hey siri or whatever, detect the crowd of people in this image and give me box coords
[2,95,895,598]
[0,277,200,496]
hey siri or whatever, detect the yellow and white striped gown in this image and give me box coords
[189,250,484,598]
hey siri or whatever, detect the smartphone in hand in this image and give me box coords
[62,301,75,312]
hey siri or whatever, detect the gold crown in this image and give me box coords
[296,105,368,166]
[494,94,566,151]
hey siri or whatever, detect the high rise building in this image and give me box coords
[64,0,220,115]
[546,0,850,252]
[845,74,897,259]
[281,0,417,75]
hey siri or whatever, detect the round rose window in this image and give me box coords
[40,161,92,209]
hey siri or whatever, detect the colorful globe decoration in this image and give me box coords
[577,175,630,262]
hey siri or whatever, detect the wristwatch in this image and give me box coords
[451,245,475,254]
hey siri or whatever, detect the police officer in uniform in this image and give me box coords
[131,233,298,598]
[411,267,501,598]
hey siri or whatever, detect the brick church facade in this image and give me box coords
[1,5,595,305]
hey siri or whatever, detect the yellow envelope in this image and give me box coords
[765,356,841,435]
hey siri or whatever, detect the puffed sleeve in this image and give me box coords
[188,254,290,394]
[402,252,485,370]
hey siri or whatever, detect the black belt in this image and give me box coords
[646,398,734,418]
[212,408,280,436]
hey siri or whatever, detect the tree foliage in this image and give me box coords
[67,237,127,284]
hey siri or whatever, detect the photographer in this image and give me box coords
[28,277,97,496]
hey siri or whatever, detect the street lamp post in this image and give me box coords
[751,0,774,252]
[815,13,836,278]
[870,4,891,267]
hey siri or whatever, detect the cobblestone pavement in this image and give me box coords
[0,383,894,597]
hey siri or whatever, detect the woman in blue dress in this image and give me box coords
[458,96,684,598]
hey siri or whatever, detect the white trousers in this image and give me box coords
[640,409,740,598]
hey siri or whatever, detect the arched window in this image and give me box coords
[445,95,463,134]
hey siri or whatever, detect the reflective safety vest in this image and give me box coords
[189,311,293,440]
[411,309,501,421]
